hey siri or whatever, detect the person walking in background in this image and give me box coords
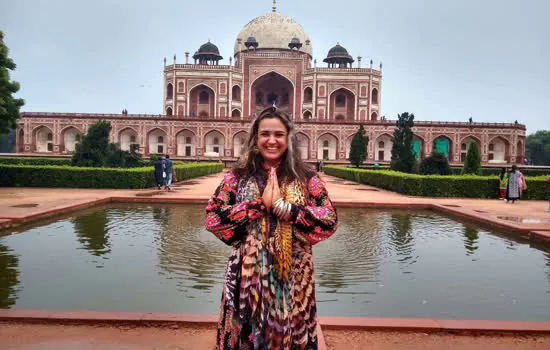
[154,155,164,190]
[506,165,521,203]
[205,106,338,349]
[499,168,508,200]
[518,169,527,198]
[163,154,173,191]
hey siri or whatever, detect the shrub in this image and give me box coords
[462,142,481,175]
[390,112,417,173]
[0,156,72,166]
[0,162,223,189]
[323,166,547,199]
[420,152,451,175]
[349,124,369,167]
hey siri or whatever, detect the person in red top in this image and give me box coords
[546,175,550,212]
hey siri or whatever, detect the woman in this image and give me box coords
[205,107,338,349]
[506,165,521,203]
[153,155,164,190]
[518,170,527,198]
[499,168,508,200]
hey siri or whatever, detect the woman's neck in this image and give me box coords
[263,159,281,169]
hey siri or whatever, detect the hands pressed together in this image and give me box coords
[262,167,281,209]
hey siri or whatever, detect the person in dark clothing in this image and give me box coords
[154,155,164,189]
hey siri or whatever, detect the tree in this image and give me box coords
[72,120,112,167]
[462,142,481,175]
[0,129,15,152]
[0,31,25,135]
[526,130,550,165]
[390,112,416,173]
[349,124,369,167]
[419,152,451,175]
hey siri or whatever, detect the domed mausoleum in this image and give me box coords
[16,1,525,165]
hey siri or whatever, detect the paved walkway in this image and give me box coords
[1,171,549,235]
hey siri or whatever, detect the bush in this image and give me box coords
[0,156,72,166]
[323,166,547,199]
[420,152,451,175]
[0,162,223,189]
[462,142,481,175]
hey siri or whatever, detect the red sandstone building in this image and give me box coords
[15,3,525,165]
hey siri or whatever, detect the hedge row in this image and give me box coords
[0,156,159,168]
[349,164,550,177]
[325,166,548,200]
[0,162,223,189]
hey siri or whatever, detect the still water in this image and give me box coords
[1,204,549,320]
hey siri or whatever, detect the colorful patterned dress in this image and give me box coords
[205,170,338,349]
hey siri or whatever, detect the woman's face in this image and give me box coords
[256,117,288,163]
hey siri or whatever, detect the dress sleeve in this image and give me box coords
[289,175,338,246]
[205,172,265,246]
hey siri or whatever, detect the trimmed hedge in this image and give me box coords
[325,166,548,200]
[0,162,223,189]
[0,156,160,168]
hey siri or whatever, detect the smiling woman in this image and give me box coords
[205,106,339,349]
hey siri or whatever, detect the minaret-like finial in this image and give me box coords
[272,0,277,12]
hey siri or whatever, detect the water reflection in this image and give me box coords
[72,210,111,256]
[155,205,230,293]
[463,226,480,256]
[0,242,20,308]
[389,214,415,266]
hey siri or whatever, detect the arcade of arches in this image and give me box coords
[252,72,294,116]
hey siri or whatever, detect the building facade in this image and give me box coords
[15,5,526,165]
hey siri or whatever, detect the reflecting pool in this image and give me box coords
[1,204,549,320]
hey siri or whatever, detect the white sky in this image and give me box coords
[1,0,548,133]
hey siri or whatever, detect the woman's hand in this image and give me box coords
[271,168,282,203]
[262,169,274,208]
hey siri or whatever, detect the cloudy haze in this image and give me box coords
[1,0,548,133]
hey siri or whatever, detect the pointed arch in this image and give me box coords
[166,106,173,116]
[232,131,248,158]
[119,127,139,152]
[61,126,83,153]
[329,87,356,121]
[303,87,313,103]
[204,129,225,156]
[317,132,339,160]
[232,85,241,102]
[296,132,310,160]
[412,134,425,159]
[371,87,379,104]
[166,83,174,100]
[251,71,295,116]
[231,109,241,118]
[432,135,453,161]
[176,129,196,156]
[302,110,312,120]
[488,136,510,163]
[460,135,482,163]
[375,133,393,162]
[371,111,378,121]
[147,127,167,155]
[32,125,54,152]
[189,84,215,117]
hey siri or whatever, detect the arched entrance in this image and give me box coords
[233,131,248,158]
[34,126,53,152]
[460,136,481,162]
[329,88,355,121]
[204,130,224,156]
[189,84,215,117]
[176,130,196,156]
[62,127,82,153]
[17,128,24,153]
[251,72,294,116]
[433,135,453,161]
[231,109,241,118]
[516,140,524,164]
[412,135,425,159]
[147,129,167,155]
[375,134,393,162]
[488,137,509,163]
[317,133,338,160]
[119,128,139,152]
[296,133,310,160]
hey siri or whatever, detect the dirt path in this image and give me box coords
[323,329,550,350]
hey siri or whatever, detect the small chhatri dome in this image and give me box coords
[245,36,259,49]
[288,36,302,50]
[324,43,354,67]
[193,40,223,64]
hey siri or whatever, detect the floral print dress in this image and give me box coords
[205,170,338,349]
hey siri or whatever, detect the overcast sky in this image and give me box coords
[1,0,548,133]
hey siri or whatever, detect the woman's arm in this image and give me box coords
[205,172,265,245]
[289,175,338,245]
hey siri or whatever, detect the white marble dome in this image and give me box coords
[234,12,312,57]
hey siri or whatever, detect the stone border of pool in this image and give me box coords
[1,309,549,336]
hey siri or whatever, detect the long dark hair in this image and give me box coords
[233,106,313,183]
